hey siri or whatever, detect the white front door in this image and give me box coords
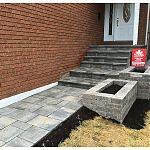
[104,3,134,41]
[114,4,134,41]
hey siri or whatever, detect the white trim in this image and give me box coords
[145,3,150,45]
[0,82,58,108]
[104,4,115,41]
[133,3,140,45]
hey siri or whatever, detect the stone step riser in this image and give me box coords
[90,48,132,51]
[58,81,94,89]
[84,57,127,63]
[70,71,106,80]
[80,63,127,71]
[86,52,130,57]
[70,71,118,80]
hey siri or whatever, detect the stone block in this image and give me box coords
[119,66,150,99]
[81,79,137,123]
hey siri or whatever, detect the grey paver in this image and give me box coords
[56,100,70,108]
[47,88,62,93]
[61,95,79,101]
[65,88,86,97]
[33,105,58,116]
[0,107,17,115]
[0,85,86,147]
[44,97,63,105]
[4,137,33,147]
[31,94,46,99]
[37,90,52,96]
[63,101,82,111]
[18,126,49,144]
[0,126,23,143]
[45,92,67,99]
[60,107,76,113]
[14,102,42,112]
[28,115,61,131]
[22,97,42,104]
[48,108,71,121]
[6,110,38,122]
[36,97,63,106]
[11,121,32,130]
[0,116,16,129]
[0,141,5,146]
[9,101,25,108]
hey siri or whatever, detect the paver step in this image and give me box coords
[58,76,102,89]
[81,61,127,70]
[70,67,120,79]
[84,56,128,63]
[89,45,146,49]
[89,48,132,51]
[86,50,131,57]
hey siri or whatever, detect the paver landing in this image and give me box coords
[0,85,86,147]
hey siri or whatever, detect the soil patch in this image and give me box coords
[130,68,146,73]
[101,84,123,94]
[34,99,150,147]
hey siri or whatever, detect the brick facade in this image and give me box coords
[0,3,149,100]
[0,4,104,100]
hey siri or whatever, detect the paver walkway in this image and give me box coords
[0,85,86,147]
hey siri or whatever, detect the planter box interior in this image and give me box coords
[100,83,125,95]
[130,67,146,73]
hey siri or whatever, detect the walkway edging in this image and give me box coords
[0,82,58,108]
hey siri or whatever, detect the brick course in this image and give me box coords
[0,4,104,99]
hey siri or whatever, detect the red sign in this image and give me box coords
[131,48,147,67]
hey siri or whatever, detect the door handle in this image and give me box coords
[117,18,119,27]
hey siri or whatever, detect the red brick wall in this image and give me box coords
[0,4,104,100]
[138,3,148,45]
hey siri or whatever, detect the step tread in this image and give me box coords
[89,45,146,48]
[71,67,120,76]
[59,76,102,86]
[85,56,128,59]
[88,50,131,53]
[81,61,127,65]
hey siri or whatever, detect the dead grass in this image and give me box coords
[59,111,150,147]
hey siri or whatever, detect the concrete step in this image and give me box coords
[70,67,120,79]
[81,61,127,70]
[84,56,128,63]
[86,50,131,57]
[89,45,146,49]
[58,76,102,89]
[89,47,132,51]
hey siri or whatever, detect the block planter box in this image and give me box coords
[81,79,137,123]
[119,66,150,100]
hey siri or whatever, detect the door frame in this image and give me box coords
[104,4,115,41]
[104,3,140,45]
